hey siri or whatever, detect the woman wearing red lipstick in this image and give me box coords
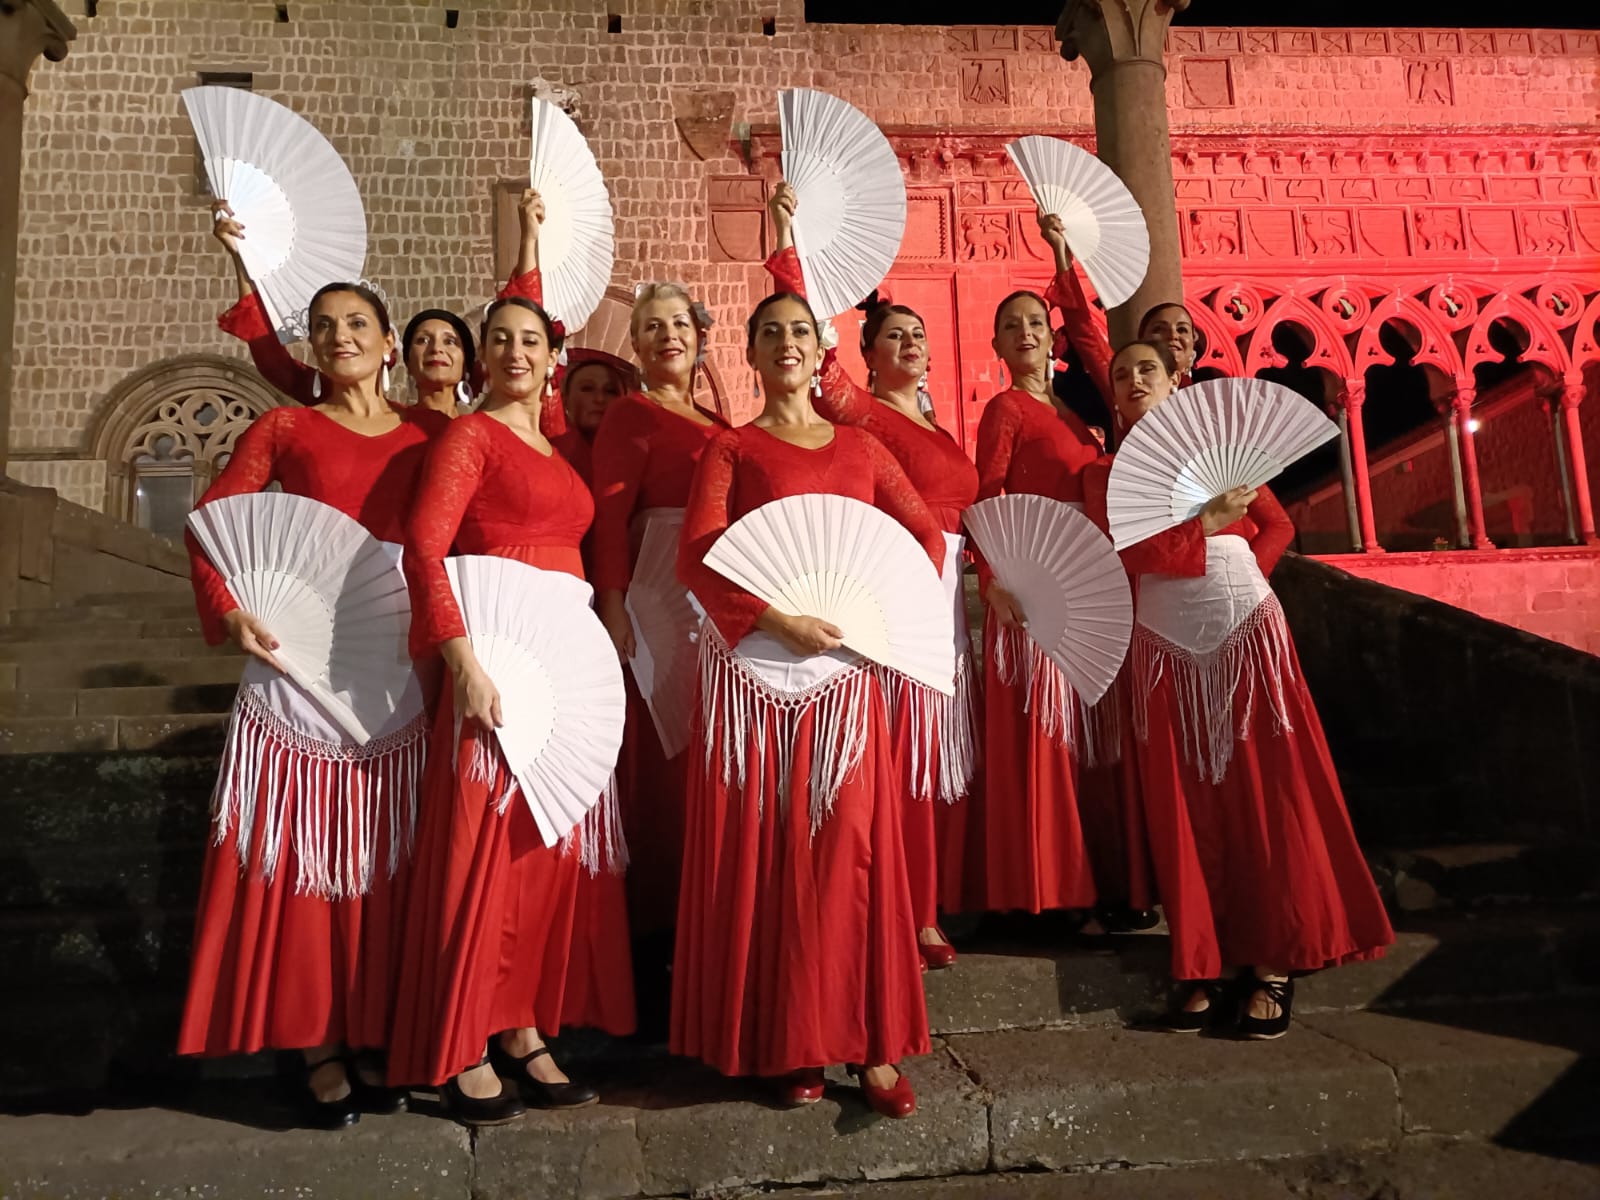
[764,182,978,971]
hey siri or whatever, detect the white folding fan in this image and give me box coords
[1106,377,1340,550]
[445,556,625,847]
[624,512,704,760]
[1006,135,1149,309]
[778,88,907,320]
[962,495,1133,705]
[186,492,413,744]
[703,494,954,696]
[528,98,616,331]
[182,86,367,343]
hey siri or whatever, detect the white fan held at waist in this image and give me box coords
[528,97,616,332]
[1006,135,1149,310]
[962,495,1133,705]
[624,510,704,761]
[186,492,413,745]
[445,556,625,848]
[778,88,907,320]
[1106,377,1340,551]
[702,493,954,696]
[182,86,367,343]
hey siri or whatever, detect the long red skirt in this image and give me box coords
[616,668,687,937]
[387,690,583,1087]
[885,672,970,930]
[671,662,929,1077]
[1075,676,1156,911]
[557,835,638,1036]
[178,692,421,1057]
[1135,627,1393,981]
[947,615,1096,913]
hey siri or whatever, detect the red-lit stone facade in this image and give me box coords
[7,4,1599,574]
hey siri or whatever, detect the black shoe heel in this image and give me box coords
[302,1053,361,1130]
[347,1049,408,1115]
[488,1040,599,1109]
[440,1058,527,1127]
[1149,979,1224,1034]
[1237,974,1295,1040]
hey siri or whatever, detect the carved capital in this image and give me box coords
[1056,0,1190,70]
[1561,382,1586,412]
[0,0,75,91]
[1340,381,1367,411]
[1451,388,1477,417]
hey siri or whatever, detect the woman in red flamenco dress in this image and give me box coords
[764,182,979,970]
[180,280,439,1128]
[1083,339,1393,1038]
[672,291,945,1118]
[386,296,631,1124]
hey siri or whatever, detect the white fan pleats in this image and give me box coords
[1106,377,1340,550]
[1006,135,1150,309]
[528,98,616,331]
[186,492,417,744]
[445,556,625,848]
[779,88,907,319]
[182,87,366,343]
[624,508,703,760]
[703,493,954,696]
[962,494,1133,706]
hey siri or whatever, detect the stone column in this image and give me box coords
[0,0,74,476]
[1056,0,1188,347]
[1560,380,1598,545]
[1339,381,1383,553]
[1451,386,1495,549]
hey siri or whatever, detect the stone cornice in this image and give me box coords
[933,24,1600,59]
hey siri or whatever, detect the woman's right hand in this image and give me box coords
[211,200,245,256]
[768,181,796,250]
[598,592,636,661]
[769,612,843,657]
[221,609,285,672]
[1200,486,1258,535]
[987,583,1027,629]
[453,661,504,729]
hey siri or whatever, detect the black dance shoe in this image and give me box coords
[489,1040,600,1109]
[1236,974,1295,1040]
[1145,979,1227,1034]
[439,1059,527,1127]
[301,1053,361,1130]
[347,1049,408,1115]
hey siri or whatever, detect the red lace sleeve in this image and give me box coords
[1047,266,1113,404]
[186,408,285,644]
[1081,456,1115,537]
[764,247,804,297]
[590,400,651,594]
[862,433,945,572]
[218,293,318,406]
[497,268,543,304]
[1245,485,1295,576]
[676,432,770,645]
[402,417,491,659]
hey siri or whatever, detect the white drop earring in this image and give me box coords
[380,361,391,395]
[455,380,472,407]
[545,367,556,398]
[311,373,322,400]
[811,370,822,398]
[752,373,760,399]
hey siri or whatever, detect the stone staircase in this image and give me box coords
[2,546,1598,1197]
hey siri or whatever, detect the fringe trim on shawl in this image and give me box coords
[698,625,875,837]
[210,685,426,900]
[1131,593,1296,785]
[882,653,978,803]
[1077,675,1124,769]
[465,728,628,877]
[992,621,1080,757]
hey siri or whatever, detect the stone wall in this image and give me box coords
[10,5,1600,506]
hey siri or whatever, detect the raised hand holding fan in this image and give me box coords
[182,87,367,343]
[778,88,907,320]
[1106,377,1340,550]
[703,493,954,695]
[962,495,1132,705]
[528,98,616,331]
[186,492,415,743]
[445,556,625,847]
[1006,135,1149,309]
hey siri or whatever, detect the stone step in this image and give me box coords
[2,601,200,629]
[1,751,217,848]
[73,588,194,608]
[76,682,238,717]
[1,1002,1593,1199]
[0,688,79,717]
[0,713,229,755]
[14,653,243,690]
[1375,842,1600,912]
[0,637,225,665]
[0,616,205,643]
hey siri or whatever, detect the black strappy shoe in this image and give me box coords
[439,1057,527,1127]
[1237,973,1295,1041]
[301,1052,361,1130]
[347,1049,408,1115]
[1148,979,1226,1034]
[488,1039,600,1109]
